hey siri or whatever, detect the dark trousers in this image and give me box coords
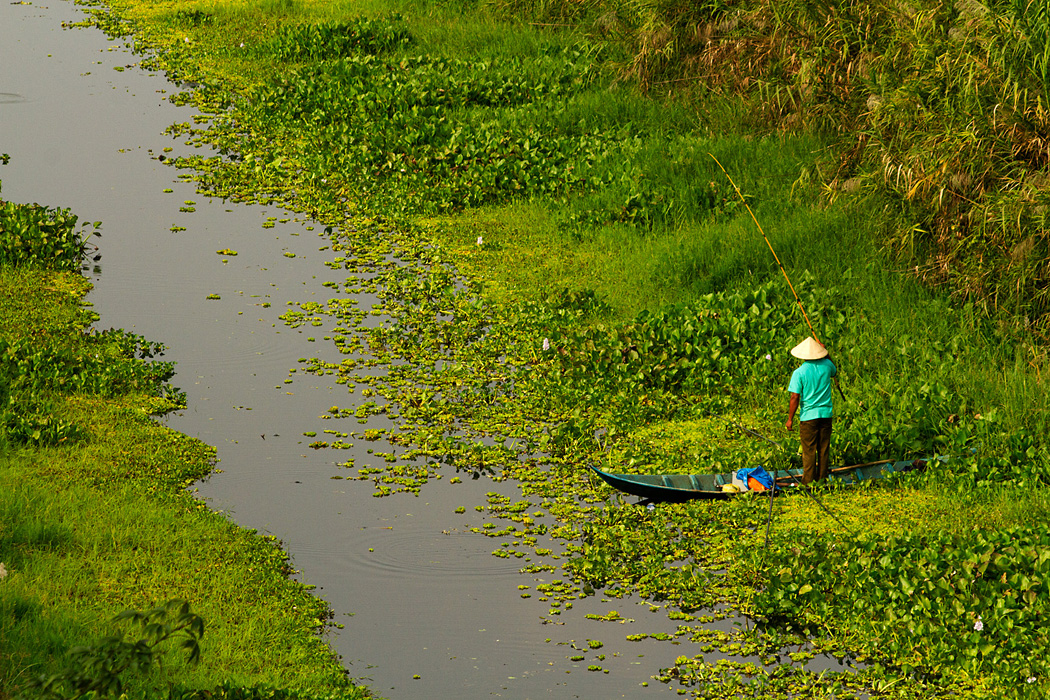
[800,417,833,484]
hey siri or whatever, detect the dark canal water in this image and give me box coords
[1,3,855,698]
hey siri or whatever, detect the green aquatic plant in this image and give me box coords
[0,200,100,272]
[0,298,183,446]
[267,15,413,62]
[754,525,1050,691]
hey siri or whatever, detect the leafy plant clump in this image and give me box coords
[756,525,1050,691]
[25,600,368,700]
[267,16,413,62]
[0,198,100,272]
[192,40,608,216]
[30,599,205,699]
[0,324,184,447]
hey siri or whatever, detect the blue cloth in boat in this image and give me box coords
[788,357,837,422]
[736,466,775,491]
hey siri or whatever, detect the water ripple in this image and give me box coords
[301,527,522,582]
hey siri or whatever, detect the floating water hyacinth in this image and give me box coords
[974,616,984,631]
[765,353,772,361]
[476,236,483,246]
[542,338,550,351]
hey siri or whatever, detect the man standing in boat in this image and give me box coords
[784,337,838,484]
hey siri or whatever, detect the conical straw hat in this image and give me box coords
[790,336,828,360]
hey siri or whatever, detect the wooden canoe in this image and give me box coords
[588,457,933,504]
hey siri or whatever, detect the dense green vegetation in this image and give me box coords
[497,0,1050,334]
[41,0,1050,697]
[0,193,369,696]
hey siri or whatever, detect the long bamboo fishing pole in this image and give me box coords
[709,153,819,339]
[709,153,845,400]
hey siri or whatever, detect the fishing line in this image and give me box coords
[728,418,784,450]
[735,422,857,540]
[764,486,776,549]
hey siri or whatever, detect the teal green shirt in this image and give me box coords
[788,358,837,422]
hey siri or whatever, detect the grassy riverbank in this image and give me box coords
[0,198,369,696]
[64,0,1050,697]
